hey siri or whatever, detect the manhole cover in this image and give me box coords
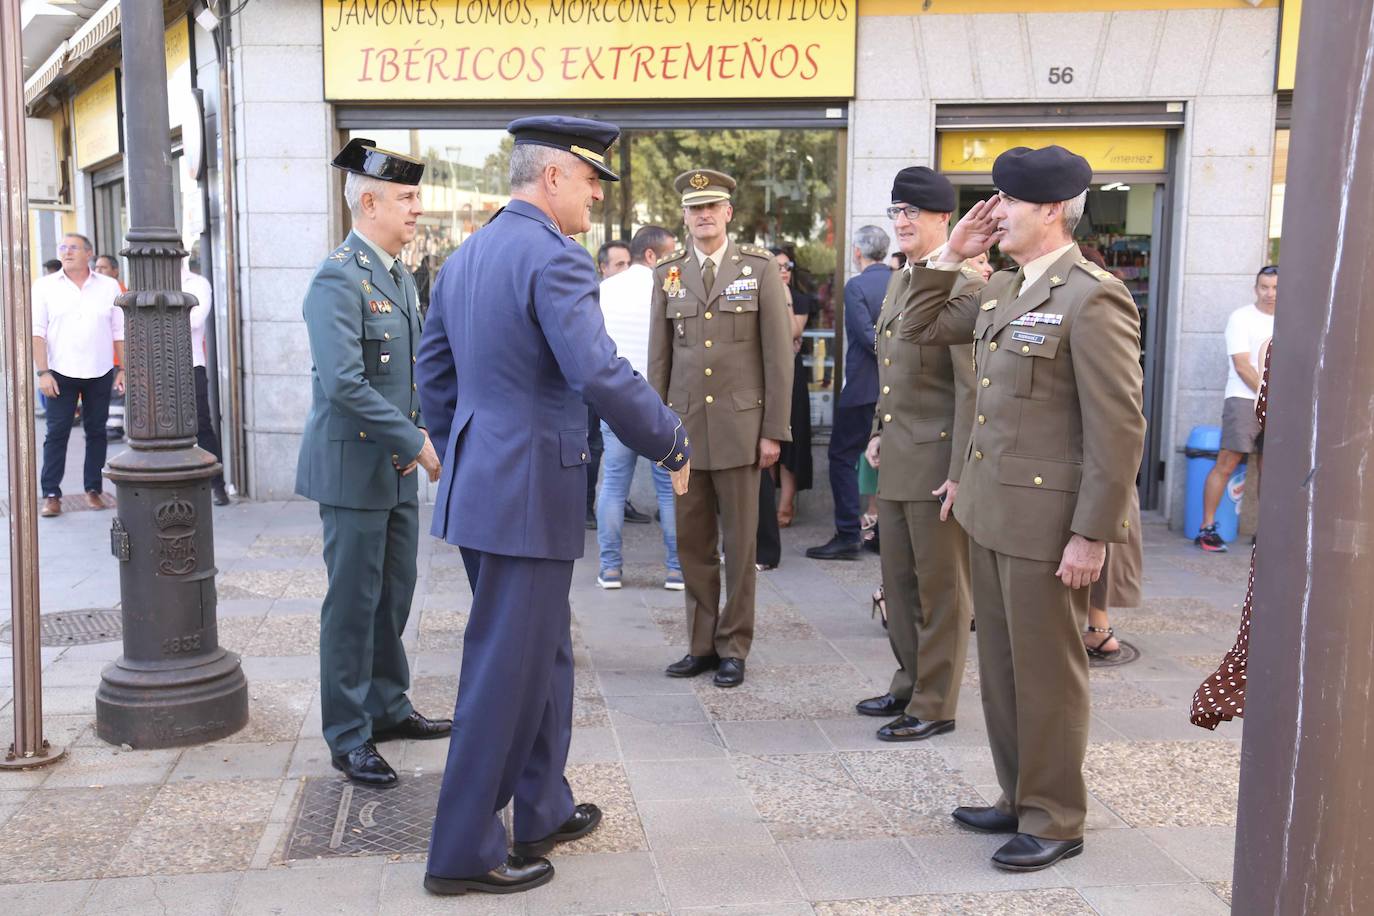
[0,609,123,646]
[287,774,444,859]
[1089,639,1141,668]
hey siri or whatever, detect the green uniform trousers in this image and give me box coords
[877,497,972,721]
[971,540,1091,841]
[676,464,760,660]
[318,497,419,756]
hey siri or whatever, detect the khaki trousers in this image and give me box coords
[675,464,760,659]
[877,498,972,721]
[970,541,1090,841]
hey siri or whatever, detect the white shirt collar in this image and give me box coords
[354,229,399,273]
[693,239,728,269]
[1020,242,1077,291]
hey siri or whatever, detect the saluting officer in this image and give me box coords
[857,167,983,742]
[296,139,450,789]
[898,146,1146,872]
[648,170,793,689]
[417,117,690,896]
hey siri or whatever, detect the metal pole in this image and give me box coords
[95,0,247,748]
[1231,1,1374,911]
[0,0,65,770]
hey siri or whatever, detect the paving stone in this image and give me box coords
[639,797,772,849]
[416,610,468,653]
[229,679,315,744]
[733,754,892,842]
[41,744,181,788]
[1208,881,1232,905]
[0,878,92,913]
[656,845,803,908]
[106,821,265,877]
[0,785,156,882]
[141,778,283,826]
[898,834,1073,893]
[1084,742,1240,827]
[230,859,385,915]
[813,888,1095,915]
[376,861,523,915]
[522,851,667,915]
[170,741,293,783]
[80,872,242,915]
[782,837,925,899]
[694,665,861,722]
[1142,825,1237,881]
[1052,827,1197,887]
[625,758,748,802]
[839,749,985,836]
[616,724,726,761]
[1079,882,1231,915]
[605,693,709,727]
[244,615,319,656]
[568,725,621,764]
[717,720,832,755]
[563,763,646,855]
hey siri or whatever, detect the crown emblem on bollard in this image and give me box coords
[155,495,196,530]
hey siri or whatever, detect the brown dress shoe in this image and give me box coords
[84,491,107,510]
[40,497,61,518]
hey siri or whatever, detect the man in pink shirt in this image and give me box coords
[31,233,125,517]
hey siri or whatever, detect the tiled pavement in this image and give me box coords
[0,432,1250,914]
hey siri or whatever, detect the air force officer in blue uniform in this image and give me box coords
[416,117,691,896]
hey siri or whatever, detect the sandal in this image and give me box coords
[871,585,888,629]
[777,502,795,529]
[861,513,878,531]
[1083,625,1121,660]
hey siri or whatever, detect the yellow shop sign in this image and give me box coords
[940,128,1168,174]
[322,0,857,101]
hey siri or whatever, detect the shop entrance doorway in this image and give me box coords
[347,124,846,428]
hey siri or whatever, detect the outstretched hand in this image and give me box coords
[941,196,1004,262]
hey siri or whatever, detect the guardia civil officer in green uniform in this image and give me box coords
[297,139,451,787]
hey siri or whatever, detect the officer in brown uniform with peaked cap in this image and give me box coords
[898,146,1146,872]
[857,167,984,742]
[648,169,793,688]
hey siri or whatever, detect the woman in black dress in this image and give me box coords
[772,249,815,527]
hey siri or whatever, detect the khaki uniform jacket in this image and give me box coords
[871,263,985,502]
[896,246,1145,563]
[648,241,794,470]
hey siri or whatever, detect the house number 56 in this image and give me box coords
[1048,67,1075,84]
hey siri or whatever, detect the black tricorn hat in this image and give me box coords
[332,138,425,185]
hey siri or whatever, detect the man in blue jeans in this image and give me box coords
[596,226,684,590]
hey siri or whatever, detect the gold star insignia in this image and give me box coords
[1050,275,1062,284]
[683,437,689,446]
[676,453,684,462]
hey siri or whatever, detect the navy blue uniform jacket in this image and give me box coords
[415,199,689,562]
[839,262,893,408]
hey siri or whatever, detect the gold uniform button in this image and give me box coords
[1123,519,1131,529]
[411,356,416,364]
[1021,345,1031,354]
[675,311,682,318]
[383,332,391,341]
[410,410,417,419]
[705,395,715,404]
[939,431,948,439]
[882,385,891,395]
[704,311,713,320]
[1034,476,1044,486]
[705,340,713,348]
[581,452,587,461]
[883,413,893,423]
[885,329,892,338]
[358,432,367,440]
[981,378,990,388]
[884,358,891,366]
[704,368,713,376]
[988,341,997,352]
[977,415,986,425]
[974,450,983,460]
[412,383,417,391]
[735,306,743,312]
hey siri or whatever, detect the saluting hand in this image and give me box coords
[1056,533,1106,590]
[671,460,691,496]
[415,431,442,483]
[942,196,1004,262]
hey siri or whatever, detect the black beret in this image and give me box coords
[507,115,621,181]
[331,138,424,185]
[992,145,1092,203]
[890,166,956,213]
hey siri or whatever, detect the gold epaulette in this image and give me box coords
[658,248,689,266]
[739,245,772,258]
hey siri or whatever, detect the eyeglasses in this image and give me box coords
[1258,265,1278,275]
[56,244,88,253]
[778,260,794,270]
[886,205,921,221]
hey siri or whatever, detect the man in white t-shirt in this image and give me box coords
[184,261,229,505]
[1197,265,1277,552]
[594,225,683,591]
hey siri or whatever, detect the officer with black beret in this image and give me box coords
[897,145,1146,871]
[296,139,451,789]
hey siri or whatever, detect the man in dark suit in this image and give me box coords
[296,139,450,790]
[416,117,690,897]
[808,225,892,560]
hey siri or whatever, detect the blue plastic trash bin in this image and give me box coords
[1184,425,1244,543]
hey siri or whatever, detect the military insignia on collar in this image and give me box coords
[980,299,998,311]
[330,251,348,262]
[357,252,371,266]
[741,265,752,276]
[1050,275,1063,285]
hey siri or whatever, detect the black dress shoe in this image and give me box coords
[331,741,398,788]
[211,484,230,506]
[373,710,453,742]
[877,715,955,742]
[992,833,1084,872]
[623,501,651,524]
[512,802,603,857]
[855,693,906,717]
[665,654,720,678]
[424,854,553,895]
[952,805,1019,834]
[713,657,745,688]
[805,534,862,561]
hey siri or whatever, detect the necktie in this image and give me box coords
[702,258,715,295]
[390,263,409,310]
[1008,268,1026,300]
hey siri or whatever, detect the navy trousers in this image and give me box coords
[828,402,875,539]
[40,369,114,497]
[427,548,576,877]
[317,498,418,756]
